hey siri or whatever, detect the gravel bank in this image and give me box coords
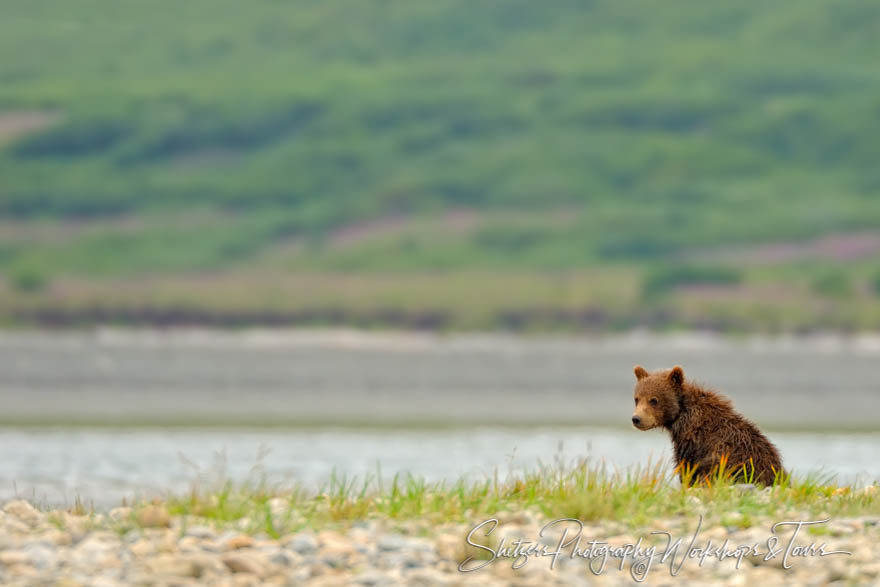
[0,499,877,586]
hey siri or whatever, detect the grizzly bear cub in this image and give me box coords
[631,365,784,486]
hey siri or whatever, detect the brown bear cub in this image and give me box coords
[631,365,784,486]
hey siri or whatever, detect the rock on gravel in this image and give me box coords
[136,505,170,528]
[222,552,263,574]
[2,501,42,527]
[286,533,318,555]
[225,534,255,550]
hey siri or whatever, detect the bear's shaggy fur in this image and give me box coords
[631,365,784,485]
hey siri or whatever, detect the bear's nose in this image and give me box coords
[632,416,642,427]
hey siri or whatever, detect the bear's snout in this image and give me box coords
[632,413,654,430]
[631,408,657,430]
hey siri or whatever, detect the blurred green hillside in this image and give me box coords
[2,0,880,331]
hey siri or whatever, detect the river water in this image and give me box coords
[1,329,878,507]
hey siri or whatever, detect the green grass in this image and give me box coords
[91,459,878,535]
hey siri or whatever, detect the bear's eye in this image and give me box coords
[649,398,659,407]
[634,398,638,406]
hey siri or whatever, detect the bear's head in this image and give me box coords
[631,365,684,430]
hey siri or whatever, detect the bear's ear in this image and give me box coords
[634,365,649,380]
[669,365,684,386]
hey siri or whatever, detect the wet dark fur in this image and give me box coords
[633,366,785,486]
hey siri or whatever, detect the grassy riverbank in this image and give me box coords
[69,460,880,533]
[3,462,877,585]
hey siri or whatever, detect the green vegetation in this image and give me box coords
[642,265,742,299]
[96,459,879,533]
[8,260,48,293]
[2,1,880,330]
[874,272,880,296]
[811,270,854,299]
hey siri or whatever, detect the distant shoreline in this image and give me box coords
[4,325,880,350]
